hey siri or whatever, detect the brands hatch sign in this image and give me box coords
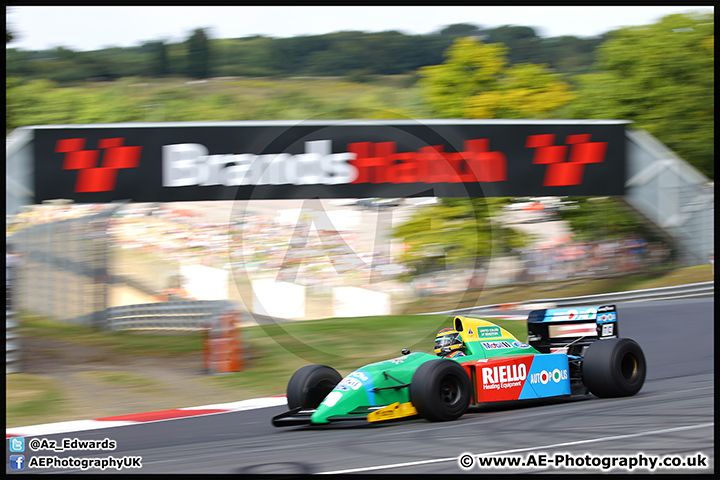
[32,120,628,203]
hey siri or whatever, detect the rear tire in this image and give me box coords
[410,360,471,422]
[582,338,646,398]
[286,365,342,409]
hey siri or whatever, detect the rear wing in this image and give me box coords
[527,305,618,355]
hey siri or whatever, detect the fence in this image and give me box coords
[625,129,714,267]
[6,251,21,373]
[431,281,715,315]
[107,300,240,331]
[8,204,120,329]
[6,312,21,374]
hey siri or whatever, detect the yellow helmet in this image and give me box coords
[434,328,464,356]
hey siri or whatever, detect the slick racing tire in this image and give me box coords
[286,365,342,409]
[410,359,471,422]
[582,338,646,398]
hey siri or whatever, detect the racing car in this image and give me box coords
[272,304,646,426]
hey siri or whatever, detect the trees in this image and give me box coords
[555,197,663,244]
[567,12,714,179]
[539,35,603,76]
[484,25,542,65]
[464,63,576,119]
[139,40,169,77]
[418,37,576,119]
[438,23,484,38]
[3,24,609,84]
[392,198,530,279]
[185,28,211,79]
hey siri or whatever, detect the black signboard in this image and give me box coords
[33,120,628,203]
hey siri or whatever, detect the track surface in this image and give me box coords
[5,298,714,474]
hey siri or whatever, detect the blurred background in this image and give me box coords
[6,6,713,322]
[3,195,693,322]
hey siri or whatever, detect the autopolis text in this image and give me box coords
[457,452,709,471]
[27,455,142,471]
[28,437,116,452]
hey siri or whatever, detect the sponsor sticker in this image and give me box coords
[544,307,597,322]
[477,326,502,338]
[321,391,343,407]
[512,341,531,349]
[549,324,597,338]
[481,341,514,350]
[481,363,527,390]
[519,354,571,399]
[339,378,363,390]
[349,371,369,381]
[600,323,615,337]
[529,368,568,385]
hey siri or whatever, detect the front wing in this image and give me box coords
[272,402,419,427]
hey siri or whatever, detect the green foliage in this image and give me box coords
[418,38,508,118]
[147,41,169,77]
[419,37,577,120]
[5,76,434,131]
[439,23,484,38]
[7,78,65,127]
[539,35,604,77]
[484,25,542,64]
[185,28,211,79]
[465,63,577,119]
[567,12,714,179]
[5,24,603,85]
[556,197,661,242]
[392,197,531,279]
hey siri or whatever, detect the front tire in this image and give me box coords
[582,338,646,398]
[410,360,471,422]
[286,365,342,409]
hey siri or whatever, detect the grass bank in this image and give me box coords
[398,265,713,314]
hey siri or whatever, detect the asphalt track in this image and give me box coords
[5,298,714,474]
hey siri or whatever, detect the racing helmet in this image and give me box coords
[434,328,465,356]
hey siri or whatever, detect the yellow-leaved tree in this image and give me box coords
[419,37,576,119]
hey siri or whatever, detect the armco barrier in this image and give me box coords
[426,281,714,315]
[6,311,21,374]
[7,249,21,373]
[522,281,714,308]
[107,300,240,331]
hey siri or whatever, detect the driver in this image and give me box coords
[434,328,466,358]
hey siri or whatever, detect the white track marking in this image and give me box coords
[317,422,714,474]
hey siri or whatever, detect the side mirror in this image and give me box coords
[401,349,410,355]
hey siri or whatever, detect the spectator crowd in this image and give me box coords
[8,203,674,300]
